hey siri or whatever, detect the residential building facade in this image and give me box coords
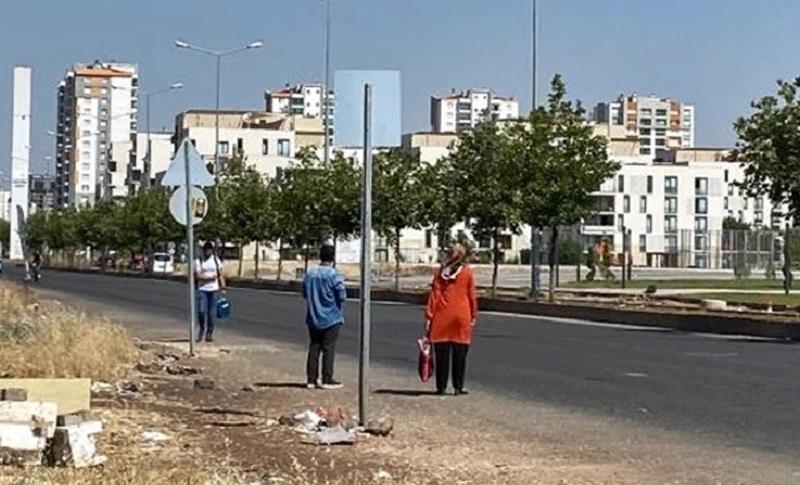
[430,89,519,133]
[0,189,10,222]
[592,94,695,157]
[131,132,174,191]
[55,61,138,207]
[28,174,56,214]
[264,83,334,146]
[584,148,787,268]
[172,110,307,179]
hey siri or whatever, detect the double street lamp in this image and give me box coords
[142,82,184,189]
[174,39,263,177]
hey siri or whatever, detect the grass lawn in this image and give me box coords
[680,292,800,307]
[564,278,789,290]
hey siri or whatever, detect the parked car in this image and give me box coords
[151,252,174,274]
[129,255,147,272]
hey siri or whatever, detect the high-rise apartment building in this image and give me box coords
[28,174,56,214]
[264,83,334,146]
[55,61,138,208]
[430,89,519,133]
[592,94,695,157]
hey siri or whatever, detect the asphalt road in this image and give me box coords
[6,267,800,460]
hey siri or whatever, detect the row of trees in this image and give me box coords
[25,76,619,300]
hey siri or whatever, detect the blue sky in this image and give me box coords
[1,0,799,178]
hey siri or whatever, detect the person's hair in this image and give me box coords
[203,241,215,252]
[320,245,335,263]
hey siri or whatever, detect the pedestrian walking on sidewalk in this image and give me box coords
[303,245,346,390]
[425,243,477,396]
[195,241,226,343]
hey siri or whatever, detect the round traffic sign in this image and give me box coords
[169,186,208,226]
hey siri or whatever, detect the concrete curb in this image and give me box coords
[43,266,800,341]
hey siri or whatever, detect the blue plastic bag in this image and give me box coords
[216,297,231,320]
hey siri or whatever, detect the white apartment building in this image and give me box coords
[172,110,322,179]
[430,89,519,133]
[55,62,138,207]
[131,132,174,190]
[584,148,787,268]
[265,83,334,146]
[592,94,695,157]
[0,189,10,222]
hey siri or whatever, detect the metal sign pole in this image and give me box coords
[184,142,196,356]
[358,84,373,426]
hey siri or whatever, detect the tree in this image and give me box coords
[417,156,464,253]
[373,148,425,291]
[448,119,520,296]
[734,77,800,218]
[510,75,619,301]
[0,218,9,256]
[273,147,329,274]
[322,151,361,253]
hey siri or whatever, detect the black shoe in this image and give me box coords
[454,389,469,396]
[195,333,205,343]
[205,334,214,343]
[320,380,343,390]
[434,389,446,396]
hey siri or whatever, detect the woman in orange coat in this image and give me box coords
[425,243,477,395]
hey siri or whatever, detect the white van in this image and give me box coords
[151,252,175,274]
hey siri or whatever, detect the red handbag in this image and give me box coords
[418,337,435,382]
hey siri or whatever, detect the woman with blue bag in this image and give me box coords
[194,241,228,343]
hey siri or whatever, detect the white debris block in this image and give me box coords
[702,299,728,311]
[47,420,107,468]
[0,401,58,451]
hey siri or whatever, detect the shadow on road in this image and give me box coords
[253,382,308,389]
[375,389,440,397]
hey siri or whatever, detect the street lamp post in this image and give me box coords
[323,0,332,164]
[529,0,540,300]
[174,39,263,178]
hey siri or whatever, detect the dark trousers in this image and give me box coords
[306,325,341,384]
[434,342,469,392]
[196,291,218,337]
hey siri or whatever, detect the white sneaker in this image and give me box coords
[320,380,343,390]
[306,382,318,390]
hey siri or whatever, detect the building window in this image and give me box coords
[665,235,678,253]
[755,212,764,225]
[744,198,749,210]
[695,177,708,195]
[695,236,708,251]
[724,170,729,183]
[695,197,708,214]
[639,196,647,213]
[83,87,91,95]
[278,139,291,157]
[695,216,708,233]
[639,147,651,155]
[640,118,652,126]
[618,175,624,193]
[728,185,734,196]
[655,138,666,146]
[218,141,230,155]
[261,139,269,155]
[647,175,653,194]
[656,109,667,117]
[640,128,651,136]
[655,119,667,127]
[640,108,652,116]
[665,176,678,194]
[754,198,763,211]
[623,195,630,213]
[81,185,90,192]
[665,197,678,214]
[646,215,652,234]
[655,128,666,136]
[639,234,647,252]
[617,214,625,231]
[425,229,433,249]
[724,197,728,209]
[665,215,678,234]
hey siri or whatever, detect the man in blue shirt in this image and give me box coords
[303,245,347,389]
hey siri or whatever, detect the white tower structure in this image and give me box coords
[10,66,31,260]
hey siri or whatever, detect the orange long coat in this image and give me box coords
[425,265,478,344]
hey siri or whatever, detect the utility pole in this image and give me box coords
[323,0,332,164]
[621,225,627,289]
[529,0,540,300]
[183,141,196,356]
[358,84,373,426]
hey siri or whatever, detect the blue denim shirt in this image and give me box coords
[303,264,347,329]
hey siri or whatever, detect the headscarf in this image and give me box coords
[440,243,466,281]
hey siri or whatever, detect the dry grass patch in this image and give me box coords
[0,282,136,381]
